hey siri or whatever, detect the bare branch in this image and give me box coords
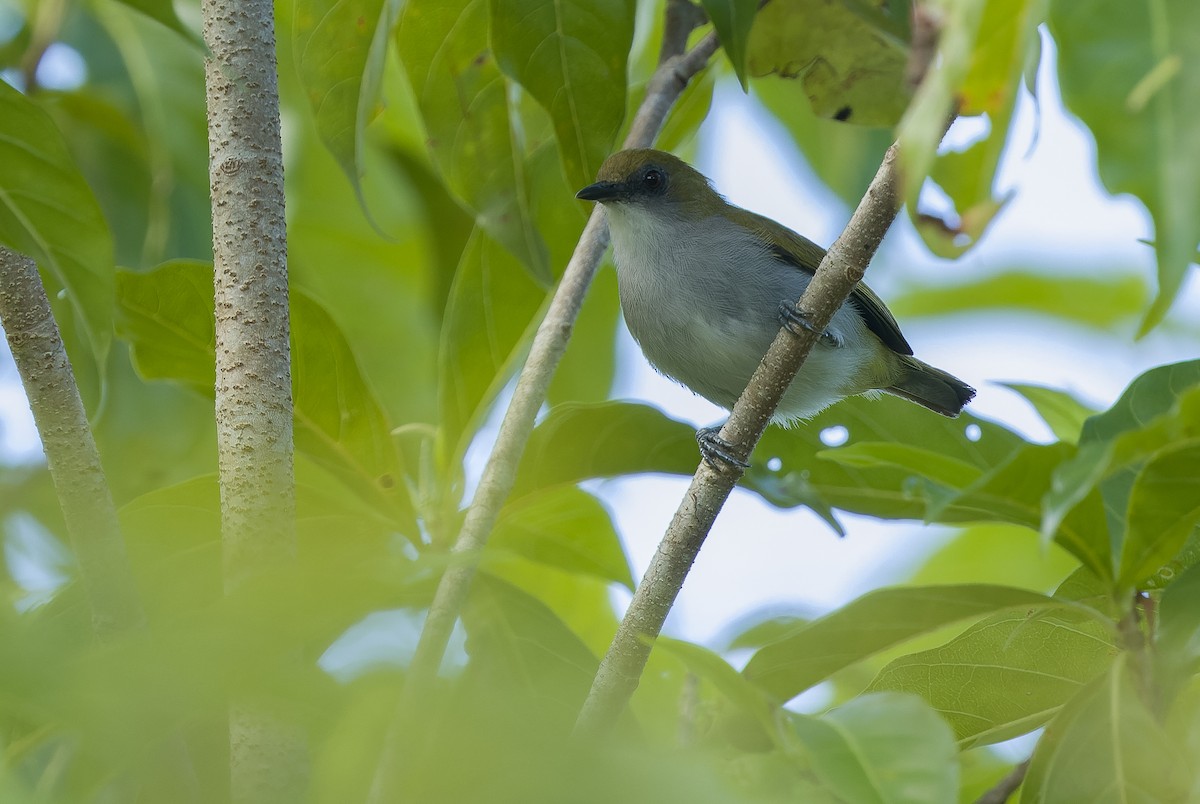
[366,7,720,799]
[0,246,142,636]
[574,144,906,736]
[201,0,303,798]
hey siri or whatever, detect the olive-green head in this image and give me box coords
[576,149,724,218]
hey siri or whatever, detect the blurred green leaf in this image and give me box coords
[906,523,1079,592]
[721,611,810,652]
[1118,440,1200,588]
[438,227,546,460]
[747,0,911,125]
[1000,382,1098,445]
[913,0,1044,257]
[547,264,619,408]
[888,271,1149,329]
[1022,655,1193,802]
[753,78,893,206]
[0,79,114,362]
[489,0,633,189]
[111,0,202,43]
[655,637,779,735]
[743,584,1070,701]
[869,609,1115,748]
[89,0,211,268]
[701,0,759,90]
[788,693,959,804]
[1049,0,1200,333]
[492,486,633,589]
[462,575,598,728]
[398,0,550,281]
[1158,561,1200,696]
[293,0,399,201]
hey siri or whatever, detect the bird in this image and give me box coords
[575,148,975,467]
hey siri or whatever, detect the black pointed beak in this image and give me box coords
[576,180,623,202]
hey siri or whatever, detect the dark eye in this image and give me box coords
[642,168,665,192]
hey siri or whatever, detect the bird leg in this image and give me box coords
[778,301,841,347]
[696,425,749,470]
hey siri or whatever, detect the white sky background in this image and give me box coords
[597,32,1200,647]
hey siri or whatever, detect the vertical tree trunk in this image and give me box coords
[0,246,142,636]
[199,0,301,799]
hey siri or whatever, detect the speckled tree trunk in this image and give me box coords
[199,0,302,799]
[0,246,142,637]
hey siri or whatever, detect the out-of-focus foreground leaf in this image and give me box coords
[1049,0,1200,333]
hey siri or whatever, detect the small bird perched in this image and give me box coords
[576,148,975,467]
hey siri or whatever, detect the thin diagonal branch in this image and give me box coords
[0,246,142,636]
[974,759,1031,804]
[366,5,720,798]
[574,143,907,736]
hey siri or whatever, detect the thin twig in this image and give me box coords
[365,6,720,800]
[974,759,1031,804]
[574,142,907,736]
[0,246,143,636]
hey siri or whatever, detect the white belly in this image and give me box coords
[606,209,881,421]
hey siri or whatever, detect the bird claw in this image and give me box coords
[696,426,749,470]
[778,301,841,347]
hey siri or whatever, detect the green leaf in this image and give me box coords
[547,264,619,407]
[489,0,633,189]
[654,637,778,735]
[398,0,550,281]
[753,78,893,206]
[115,261,414,528]
[700,0,759,90]
[747,0,911,125]
[111,0,203,43]
[818,442,984,490]
[910,0,1045,257]
[462,575,598,728]
[906,523,1081,592]
[1042,362,1200,579]
[290,292,413,526]
[789,693,959,804]
[437,227,547,460]
[293,0,400,202]
[0,79,114,362]
[754,395,1027,524]
[512,401,699,498]
[492,486,633,589]
[742,584,1068,702]
[1022,656,1193,803]
[869,609,1115,749]
[888,271,1150,330]
[115,261,215,391]
[1049,0,1200,333]
[1158,561,1200,695]
[1118,439,1200,587]
[1001,382,1099,445]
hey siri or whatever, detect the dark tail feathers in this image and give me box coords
[886,356,975,417]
